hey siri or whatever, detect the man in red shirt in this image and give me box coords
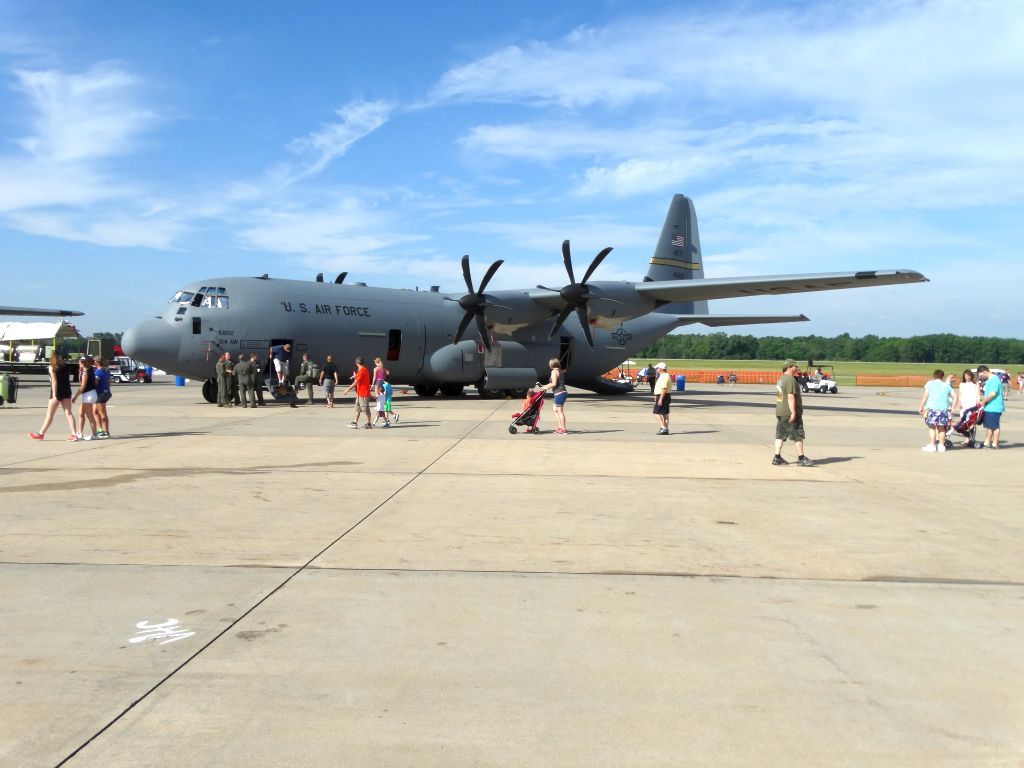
[342,356,373,429]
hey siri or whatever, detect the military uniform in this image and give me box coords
[293,358,319,404]
[215,356,233,407]
[251,356,267,405]
[235,358,256,407]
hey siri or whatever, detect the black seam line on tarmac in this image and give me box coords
[54,398,509,768]
[13,560,1023,590]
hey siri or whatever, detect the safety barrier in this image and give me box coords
[604,369,780,384]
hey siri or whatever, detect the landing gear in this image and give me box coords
[414,384,438,397]
[202,378,217,403]
[439,382,464,397]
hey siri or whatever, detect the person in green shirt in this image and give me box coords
[773,359,813,466]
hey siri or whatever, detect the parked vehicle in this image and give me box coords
[798,365,838,394]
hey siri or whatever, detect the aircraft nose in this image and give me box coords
[122,319,180,369]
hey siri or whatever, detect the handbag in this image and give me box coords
[97,390,112,404]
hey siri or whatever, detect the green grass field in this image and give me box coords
[623,359,1014,387]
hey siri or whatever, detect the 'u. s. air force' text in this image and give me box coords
[280,302,371,317]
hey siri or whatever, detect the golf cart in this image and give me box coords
[799,364,838,394]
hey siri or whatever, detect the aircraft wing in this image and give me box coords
[674,313,809,327]
[0,305,84,317]
[636,269,927,303]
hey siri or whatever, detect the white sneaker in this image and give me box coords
[82,434,93,441]
[937,443,946,452]
[76,432,83,440]
[921,444,936,452]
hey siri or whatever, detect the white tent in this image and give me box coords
[0,321,81,342]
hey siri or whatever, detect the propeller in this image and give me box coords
[445,255,507,351]
[537,240,613,348]
[315,273,324,282]
[334,272,347,284]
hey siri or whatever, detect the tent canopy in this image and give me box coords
[0,320,82,342]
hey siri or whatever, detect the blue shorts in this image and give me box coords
[553,392,567,406]
[982,411,1002,430]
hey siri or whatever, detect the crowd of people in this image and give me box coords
[918,366,1006,451]
[25,347,1015,452]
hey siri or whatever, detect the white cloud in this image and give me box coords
[236,196,426,260]
[439,1,1024,211]
[287,99,393,176]
[12,63,155,162]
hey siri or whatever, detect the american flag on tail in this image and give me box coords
[671,234,686,247]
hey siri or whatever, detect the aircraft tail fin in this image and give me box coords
[646,194,707,315]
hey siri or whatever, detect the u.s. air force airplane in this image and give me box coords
[122,194,927,402]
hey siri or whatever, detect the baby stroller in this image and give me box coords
[950,404,983,448]
[508,389,544,434]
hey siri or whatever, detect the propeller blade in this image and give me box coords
[315,272,324,282]
[576,306,595,348]
[461,255,474,293]
[334,272,347,284]
[561,240,576,284]
[581,247,612,285]
[478,259,503,293]
[474,313,492,351]
[548,306,574,338]
[454,311,475,344]
[537,285,558,292]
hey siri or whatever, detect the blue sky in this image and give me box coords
[1,0,1021,338]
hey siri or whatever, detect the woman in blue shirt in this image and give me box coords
[93,358,112,438]
[918,369,953,452]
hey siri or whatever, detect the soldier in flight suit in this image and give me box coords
[215,352,233,408]
[293,353,319,405]
[235,354,255,408]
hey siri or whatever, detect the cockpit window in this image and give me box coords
[188,286,229,309]
[169,290,195,305]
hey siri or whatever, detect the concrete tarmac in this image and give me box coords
[1,377,1021,767]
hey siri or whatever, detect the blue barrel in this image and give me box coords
[174,376,186,387]
[675,374,686,392]
[145,366,154,377]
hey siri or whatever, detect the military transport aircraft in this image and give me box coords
[122,194,927,402]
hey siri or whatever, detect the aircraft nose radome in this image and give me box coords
[122,319,179,368]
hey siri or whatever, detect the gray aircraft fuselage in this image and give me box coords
[123,276,671,395]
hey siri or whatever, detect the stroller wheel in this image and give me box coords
[508,425,517,434]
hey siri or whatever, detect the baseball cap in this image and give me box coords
[655,362,667,369]
[784,359,798,368]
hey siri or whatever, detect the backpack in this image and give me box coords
[308,361,320,378]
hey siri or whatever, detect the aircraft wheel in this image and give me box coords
[414,384,438,398]
[202,378,217,403]
[476,385,505,399]
[508,425,517,434]
[507,387,528,398]
[439,383,464,397]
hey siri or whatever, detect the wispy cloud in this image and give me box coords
[440,1,1024,210]
[287,99,393,177]
[12,63,156,162]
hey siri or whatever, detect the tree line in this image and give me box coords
[639,332,1024,365]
